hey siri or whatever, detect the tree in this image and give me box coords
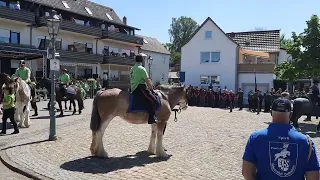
[168,16,199,53]
[280,33,293,49]
[274,15,320,80]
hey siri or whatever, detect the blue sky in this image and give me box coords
[93,0,318,44]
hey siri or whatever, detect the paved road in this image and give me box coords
[0,99,94,180]
[1,104,320,179]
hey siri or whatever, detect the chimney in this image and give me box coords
[123,16,127,25]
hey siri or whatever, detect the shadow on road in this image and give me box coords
[1,139,48,151]
[60,151,171,174]
[0,123,13,130]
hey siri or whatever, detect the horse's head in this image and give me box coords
[163,85,188,110]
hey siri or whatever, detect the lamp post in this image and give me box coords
[147,55,153,79]
[46,10,61,141]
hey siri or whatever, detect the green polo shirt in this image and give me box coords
[129,64,148,92]
[3,94,15,109]
[58,74,70,83]
[15,67,30,81]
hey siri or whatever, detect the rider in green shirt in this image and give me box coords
[15,60,31,82]
[58,69,70,99]
[130,55,158,124]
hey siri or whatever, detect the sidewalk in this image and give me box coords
[0,99,94,180]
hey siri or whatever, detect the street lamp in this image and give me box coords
[147,55,153,79]
[46,10,61,141]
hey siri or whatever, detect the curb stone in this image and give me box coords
[0,114,90,180]
[0,150,52,180]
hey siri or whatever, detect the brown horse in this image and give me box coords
[90,85,188,158]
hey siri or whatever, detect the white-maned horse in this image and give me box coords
[13,78,32,128]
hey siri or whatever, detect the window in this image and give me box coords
[10,31,20,44]
[143,39,148,44]
[200,75,220,85]
[86,43,93,53]
[0,1,6,6]
[211,52,220,62]
[38,36,62,50]
[200,52,220,63]
[74,19,85,25]
[205,31,212,39]
[85,7,93,15]
[106,13,113,20]
[0,29,10,43]
[62,1,70,9]
[200,52,210,63]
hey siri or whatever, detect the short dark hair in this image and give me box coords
[4,85,13,94]
[135,55,143,62]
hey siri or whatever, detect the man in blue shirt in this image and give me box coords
[242,98,320,180]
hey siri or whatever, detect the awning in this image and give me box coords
[0,42,46,60]
[60,61,76,67]
[77,63,95,67]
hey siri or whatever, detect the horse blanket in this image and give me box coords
[127,93,161,113]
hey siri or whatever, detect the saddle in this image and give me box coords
[127,90,161,113]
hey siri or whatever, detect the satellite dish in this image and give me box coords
[101,24,106,30]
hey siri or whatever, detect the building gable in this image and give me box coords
[183,17,238,48]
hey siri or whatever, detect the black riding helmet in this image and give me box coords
[135,55,143,62]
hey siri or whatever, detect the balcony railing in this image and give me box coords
[37,17,102,37]
[102,31,143,45]
[0,5,35,23]
[238,63,275,73]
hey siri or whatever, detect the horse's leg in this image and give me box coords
[155,122,168,158]
[90,119,111,157]
[58,100,64,116]
[23,102,31,128]
[147,123,157,154]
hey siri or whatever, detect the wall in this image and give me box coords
[278,49,291,65]
[142,50,170,84]
[181,19,237,90]
[0,18,31,45]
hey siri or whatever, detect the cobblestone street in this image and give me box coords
[1,104,320,179]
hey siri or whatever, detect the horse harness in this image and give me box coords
[154,89,181,122]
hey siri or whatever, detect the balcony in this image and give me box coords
[102,30,143,45]
[0,5,35,23]
[238,63,275,73]
[36,17,102,37]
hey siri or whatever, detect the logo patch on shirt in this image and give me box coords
[269,142,298,177]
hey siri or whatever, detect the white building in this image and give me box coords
[181,17,238,91]
[0,0,144,89]
[138,35,170,84]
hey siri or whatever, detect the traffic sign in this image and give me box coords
[50,59,60,71]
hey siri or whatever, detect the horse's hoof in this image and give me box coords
[156,151,169,158]
[72,111,76,115]
[147,147,155,154]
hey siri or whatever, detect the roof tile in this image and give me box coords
[137,35,170,55]
[226,30,280,52]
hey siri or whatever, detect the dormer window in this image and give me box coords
[143,39,148,44]
[85,7,93,15]
[62,1,70,9]
[106,13,113,20]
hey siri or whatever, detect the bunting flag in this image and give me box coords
[254,69,257,92]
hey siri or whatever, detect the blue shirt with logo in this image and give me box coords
[243,123,320,180]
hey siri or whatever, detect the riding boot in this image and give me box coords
[31,102,38,116]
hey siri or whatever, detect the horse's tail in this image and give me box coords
[90,91,103,132]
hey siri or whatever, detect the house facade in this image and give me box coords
[226,30,280,104]
[181,17,238,91]
[0,0,144,89]
[138,35,170,84]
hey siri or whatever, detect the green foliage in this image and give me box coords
[168,16,199,52]
[275,14,320,80]
[166,16,198,64]
[280,33,293,49]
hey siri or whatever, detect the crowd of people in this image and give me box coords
[186,84,313,113]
